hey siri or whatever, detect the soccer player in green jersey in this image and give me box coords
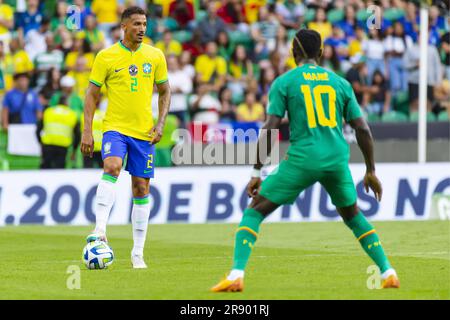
[211,29,399,292]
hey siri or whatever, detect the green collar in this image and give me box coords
[299,62,318,68]
[119,40,142,53]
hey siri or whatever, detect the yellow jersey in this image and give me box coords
[236,103,265,122]
[155,40,182,56]
[244,0,266,24]
[348,39,362,57]
[308,22,332,42]
[41,105,78,148]
[194,54,227,84]
[89,41,168,141]
[12,50,34,74]
[91,0,118,24]
[65,52,95,69]
[0,51,34,91]
[0,4,13,35]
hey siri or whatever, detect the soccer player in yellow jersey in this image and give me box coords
[81,7,171,269]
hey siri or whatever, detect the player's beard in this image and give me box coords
[135,34,144,43]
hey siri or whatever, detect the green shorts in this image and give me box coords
[259,158,357,208]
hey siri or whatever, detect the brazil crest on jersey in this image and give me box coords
[89,41,168,141]
[267,63,362,170]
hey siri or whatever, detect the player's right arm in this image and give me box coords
[345,85,382,201]
[81,50,108,157]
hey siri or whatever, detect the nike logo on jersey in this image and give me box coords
[114,67,126,73]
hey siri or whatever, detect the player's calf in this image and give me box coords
[342,210,398,287]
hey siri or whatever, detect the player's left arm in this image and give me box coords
[348,117,382,202]
[150,81,171,144]
[344,80,382,201]
[150,50,171,144]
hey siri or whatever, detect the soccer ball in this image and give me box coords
[82,241,114,270]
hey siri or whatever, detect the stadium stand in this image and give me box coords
[0,0,449,169]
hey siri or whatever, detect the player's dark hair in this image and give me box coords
[121,6,146,21]
[13,72,29,80]
[292,29,322,62]
[110,24,121,33]
[41,16,51,26]
[82,38,92,53]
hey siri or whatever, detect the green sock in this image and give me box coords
[345,212,392,273]
[232,208,265,270]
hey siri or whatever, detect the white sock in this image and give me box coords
[131,195,151,257]
[227,269,244,281]
[94,174,117,234]
[381,268,397,280]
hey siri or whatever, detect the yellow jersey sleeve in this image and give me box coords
[217,57,227,76]
[0,5,13,35]
[154,50,168,85]
[89,50,109,87]
[194,56,203,73]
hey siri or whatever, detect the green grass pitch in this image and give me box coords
[0,220,449,299]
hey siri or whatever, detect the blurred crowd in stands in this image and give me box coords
[0,0,449,168]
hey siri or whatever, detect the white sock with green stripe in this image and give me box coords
[94,173,118,235]
[131,195,151,257]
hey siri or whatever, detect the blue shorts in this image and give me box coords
[101,131,155,179]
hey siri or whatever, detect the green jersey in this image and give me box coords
[267,63,362,170]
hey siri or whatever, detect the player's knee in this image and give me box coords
[103,161,122,177]
[132,182,149,197]
[337,203,359,221]
[248,195,278,217]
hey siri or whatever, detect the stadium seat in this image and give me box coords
[383,8,405,21]
[304,8,316,23]
[381,111,409,123]
[409,111,437,122]
[288,29,297,41]
[231,92,244,105]
[392,91,410,116]
[172,30,193,43]
[367,113,381,123]
[327,9,344,24]
[163,18,179,31]
[66,145,85,169]
[228,31,252,46]
[0,130,9,170]
[196,10,207,22]
[153,114,179,167]
[437,111,450,122]
[156,114,179,149]
[6,154,40,170]
[0,130,40,170]
[356,9,371,22]
[155,149,172,167]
